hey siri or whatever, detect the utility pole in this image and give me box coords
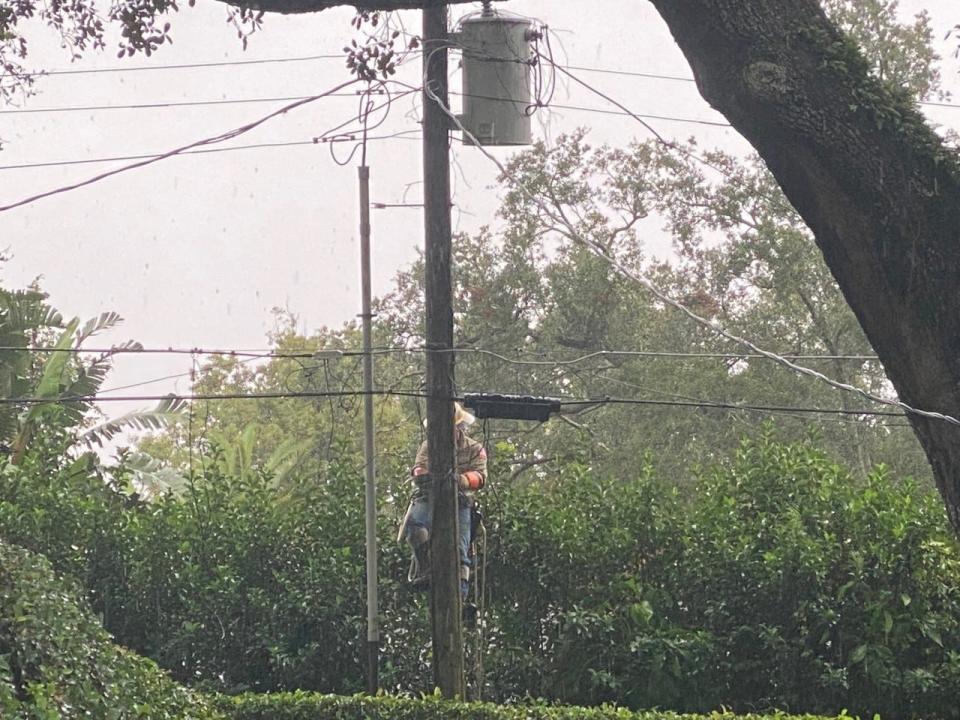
[358,163,379,694]
[422,1,465,698]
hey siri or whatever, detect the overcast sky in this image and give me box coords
[0,0,957,433]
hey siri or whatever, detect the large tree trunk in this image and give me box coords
[647,0,960,531]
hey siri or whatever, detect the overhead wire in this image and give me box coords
[0,389,432,405]
[0,77,362,213]
[0,345,904,421]
[20,48,960,113]
[0,131,422,172]
[0,96,719,174]
[0,93,363,115]
[0,82,424,206]
[423,46,960,428]
[0,386,912,424]
[97,353,268,396]
[560,62,960,112]
[0,344,881,362]
[1,37,942,425]
[9,53,959,117]
[23,53,345,77]
[535,48,731,175]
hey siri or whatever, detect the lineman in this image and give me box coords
[398,402,487,598]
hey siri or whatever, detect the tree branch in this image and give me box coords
[647,0,960,530]
[215,0,473,15]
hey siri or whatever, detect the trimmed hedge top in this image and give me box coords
[216,691,849,720]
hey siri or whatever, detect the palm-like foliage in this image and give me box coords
[0,288,65,446]
[0,304,184,464]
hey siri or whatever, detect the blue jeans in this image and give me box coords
[405,494,472,596]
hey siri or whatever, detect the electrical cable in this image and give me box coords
[0,131,422,172]
[558,396,905,418]
[0,88,724,174]
[97,353,267,395]
[13,53,959,113]
[23,54,345,77]
[0,389,432,405]
[448,90,730,127]
[0,346,318,357]
[536,47,731,175]
[423,53,960,428]
[0,77,361,213]
[560,62,960,112]
[0,385,910,420]
[0,344,879,363]
[22,48,959,111]
[0,93,362,115]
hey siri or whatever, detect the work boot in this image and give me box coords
[411,542,431,591]
[462,602,478,629]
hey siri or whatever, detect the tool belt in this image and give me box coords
[411,473,433,499]
[411,472,474,507]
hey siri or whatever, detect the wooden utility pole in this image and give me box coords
[358,163,379,694]
[422,1,465,698]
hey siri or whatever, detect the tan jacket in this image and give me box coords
[412,432,487,500]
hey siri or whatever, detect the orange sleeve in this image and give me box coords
[460,470,484,490]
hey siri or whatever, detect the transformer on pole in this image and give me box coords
[454,7,535,147]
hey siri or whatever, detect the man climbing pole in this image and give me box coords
[399,402,487,600]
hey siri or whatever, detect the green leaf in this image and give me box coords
[924,626,944,648]
[80,395,187,448]
[851,644,868,664]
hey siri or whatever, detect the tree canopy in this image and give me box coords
[5,0,960,529]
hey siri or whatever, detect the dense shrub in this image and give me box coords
[3,431,960,718]
[508,432,960,719]
[0,540,218,719]
[213,691,848,720]
[671,434,960,718]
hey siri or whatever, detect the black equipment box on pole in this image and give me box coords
[463,393,562,422]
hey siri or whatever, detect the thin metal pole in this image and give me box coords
[359,163,380,694]
[422,2,465,699]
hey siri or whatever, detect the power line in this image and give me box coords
[431,64,960,428]
[449,90,730,128]
[561,64,696,83]
[25,54,344,77]
[0,93,361,115]
[16,52,960,113]
[0,386,909,422]
[0,83,421,176]
[0,131,421,172]
[561,63,960,111]
[0,78,422,211]
[0,344,881,362]
[0,89,731,130]
[0,92,725,174]
[0,346,313,357]
[0,389,428,404]
[0,79,361,212]
[560,396,906,418]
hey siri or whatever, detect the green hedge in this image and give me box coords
[215,691,846,720]
[5,433,960,717]
[0,540,220,719]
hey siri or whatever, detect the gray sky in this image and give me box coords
[0,0,957,434]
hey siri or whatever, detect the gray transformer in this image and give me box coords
[455,12,534,146]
